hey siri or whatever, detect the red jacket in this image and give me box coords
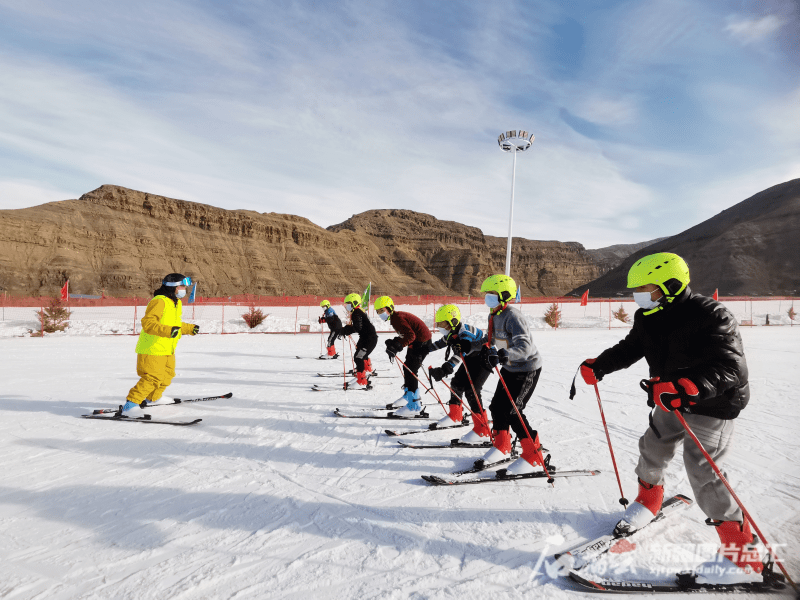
[389,311,432,347]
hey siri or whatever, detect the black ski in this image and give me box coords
[384,420,470,436]
[568,567,787,594]
[333,408,433,420]
[82,414,202,426]
[398,438,492,449]
[422,467,599,486]
[91,392,232,415]
[297,355,339,360]
[317,371,396,378]
[553,494,694,572]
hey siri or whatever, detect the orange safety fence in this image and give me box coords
[1,294,797,337]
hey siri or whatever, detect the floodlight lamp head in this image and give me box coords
[498,130,534,152]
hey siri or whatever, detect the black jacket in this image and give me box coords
[320,310,342,332]
[592,287,749,420]
[339,308,377,345]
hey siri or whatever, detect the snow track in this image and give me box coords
[0,329,798,599]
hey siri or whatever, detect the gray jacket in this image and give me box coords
[489,305,542,372]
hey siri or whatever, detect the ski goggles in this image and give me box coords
[163,277,192,287]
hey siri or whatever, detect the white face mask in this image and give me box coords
[438,327,450,336]
[633,291,660,310]
[485,294,501,309]
[378,311,390,321]
[176,289,186,299]
[344,304,353,313]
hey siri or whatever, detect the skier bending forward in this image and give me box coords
[580,252,763,584]
[426,304,492,433]
[318,299,342,357]
[337,293,377,390]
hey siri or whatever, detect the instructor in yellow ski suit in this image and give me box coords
[120,273,199,417]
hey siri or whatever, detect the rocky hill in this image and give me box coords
[0,185,602,298]
[570,178,800,297]
[327,210,601,297]
[586,238,668,275]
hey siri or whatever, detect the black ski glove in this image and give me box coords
[429,362,454,382]
[170,326,181,338]
[482,346,508,370]
[385,337,404,360]
[191,325,200,335]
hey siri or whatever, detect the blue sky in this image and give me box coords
[0,0,798,248]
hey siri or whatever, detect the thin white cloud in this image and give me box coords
[725,14,784,44]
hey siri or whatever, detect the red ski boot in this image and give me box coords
[435,403,463,429]
[480,429,511,466]
[693,519,764,584]
[614,477,664,535]
[459,410,490,444]
[506,431,545,475]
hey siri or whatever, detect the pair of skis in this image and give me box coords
[553,494,787,594]
[81,392,232,426]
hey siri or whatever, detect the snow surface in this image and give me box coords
[1,327,798,599]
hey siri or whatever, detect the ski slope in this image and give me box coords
[1,327,798,599]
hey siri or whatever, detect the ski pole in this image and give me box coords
[673,409,796,590]
[347,336,356,372]
[493,363,554,484]
[422,366,455,417]
[426,368,474,419]
[341,337,347,390]
[394,355,435,397]
[593,382,628,506]
[460,351,493,443]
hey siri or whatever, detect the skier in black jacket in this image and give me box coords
[338,292,377,389]
[579,252,762,584]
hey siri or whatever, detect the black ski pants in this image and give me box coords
[354,336,377,374]
[402,341,429,392]
[326,329,339,348]
[488,367,541,441]
[448,353,492,416]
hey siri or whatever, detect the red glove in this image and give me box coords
[643,377,699,412]
[580,359,602,385]
[318,316,325,324]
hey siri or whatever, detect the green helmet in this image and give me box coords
[343,292,362,309]
[627,252,690,299]
[435,304,461,328]
[320,300,331,308]
[374,295,394,312]
[480,274,517,304]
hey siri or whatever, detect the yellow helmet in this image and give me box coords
[320,300,331,308]
[480,274,517,304]
[374,296,394,312]
[435,304,461,328]
[628,252,690,299]
[343,293,362,309]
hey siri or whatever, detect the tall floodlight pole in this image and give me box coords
[498,130,534,276]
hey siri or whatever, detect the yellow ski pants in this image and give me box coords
[126,354,176,404]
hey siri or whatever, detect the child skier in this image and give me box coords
[479,274,546,475]
[337,292,377,389]
[119,273,199,417]
[579,253,762,584]
[374,296,431,418]
[318,299,342,357]
[426,304,492,434]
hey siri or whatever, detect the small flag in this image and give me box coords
[713,289,718,301]
[362,282,371,310]
[580,290,589,307]
[61,280,69,301]
[515,285,521,303]
[189,282,197,303]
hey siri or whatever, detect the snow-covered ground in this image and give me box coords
[1,327,798,599]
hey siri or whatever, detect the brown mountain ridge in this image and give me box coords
[0,185,605,298]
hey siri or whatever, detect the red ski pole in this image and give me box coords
[422,366,457,417]
[494,363,554,483]
[341,337,347,390]
[593,383,628,506]
[674,410,796,590]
